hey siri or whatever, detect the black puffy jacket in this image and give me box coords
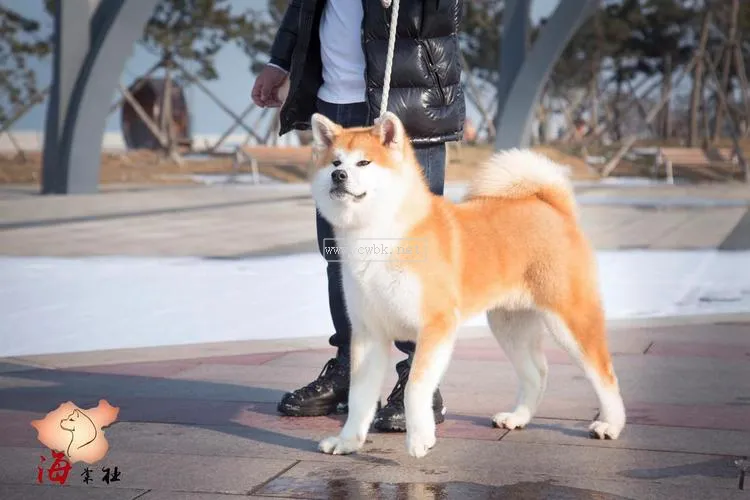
[269,0,465,144]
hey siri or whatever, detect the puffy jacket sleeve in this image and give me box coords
[268,0,302,72]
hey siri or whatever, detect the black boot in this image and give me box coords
[277,357,349,416]
[373,359,446,432]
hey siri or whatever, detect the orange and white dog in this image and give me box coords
[310,112,625,458]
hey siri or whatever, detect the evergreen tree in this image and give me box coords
[629,0,696,138]
[459,0,503,85]
[140,0,252,79]
[237,0,288,74]
[0,0,267,128]
[0,4,52,125]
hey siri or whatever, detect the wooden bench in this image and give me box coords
[232,145,314,184]
[655,147,739,183]
[709,147,739,163]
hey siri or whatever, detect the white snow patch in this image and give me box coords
[1,250,749,357]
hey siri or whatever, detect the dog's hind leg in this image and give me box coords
[488,309,548,430]
[319,331,390,455]
[542,305,626,440]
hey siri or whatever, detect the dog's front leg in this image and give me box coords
[405,317,457,458]
[319,332,389,455]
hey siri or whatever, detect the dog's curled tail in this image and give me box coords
[466,148,577,218]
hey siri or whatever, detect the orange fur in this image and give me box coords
[314,113,625,456]
[328,125,615,388]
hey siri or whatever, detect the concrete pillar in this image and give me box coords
[493,0,531,126]
[41,0,98,194]
[41,0,160,194]
[494,0,597,151]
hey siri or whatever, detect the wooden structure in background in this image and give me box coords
[654,147,739,184]
[121,77,192,150]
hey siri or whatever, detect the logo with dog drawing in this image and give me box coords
[31,400,119,464]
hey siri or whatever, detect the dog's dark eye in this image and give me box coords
[332,159,341,167]
[356,160,371,167]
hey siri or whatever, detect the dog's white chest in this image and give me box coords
[340,257,422,341]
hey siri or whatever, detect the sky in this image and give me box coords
[6,0,559,140]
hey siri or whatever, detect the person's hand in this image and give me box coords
[251,65,288,108]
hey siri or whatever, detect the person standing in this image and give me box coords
[251,0,465,432]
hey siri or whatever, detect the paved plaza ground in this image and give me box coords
[0,180,749,498]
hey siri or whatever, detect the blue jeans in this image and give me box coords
[314,98,446,362]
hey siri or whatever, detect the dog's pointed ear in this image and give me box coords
[373,112,405,149]
[311,113,341,150]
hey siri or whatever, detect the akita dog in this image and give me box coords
[309,112,625,458]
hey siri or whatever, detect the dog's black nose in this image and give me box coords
[331,169,348,183]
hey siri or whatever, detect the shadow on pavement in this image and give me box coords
[0,363,334,456]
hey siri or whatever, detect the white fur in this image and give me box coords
[311,155,410,231]
[467,149,578,218]
[311,128,433,456]
[310,113,409,232]
[315,232,430,457]
[339,231,425,341]
[541,311,626,439]
[491,287,536,311]
[317,231,432,457]
[312,135,624,458]
[319,333,390,455]
[487,309,547,429]
[405,335,454,457]
[488,309,625,439]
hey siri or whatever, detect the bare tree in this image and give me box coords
[689,8,711,146]
[712,0,739,141]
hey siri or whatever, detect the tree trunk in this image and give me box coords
[537,102,547,144]
[161,60,174,157]
[590,2,602,130]
[662,53,673,139]
[613,63,623,141]
[704,49,750,182]
[626,78,656,136]
[601,54,698,177]
[712,0,739,141]
[590,78,599,134]
[732,41,750,133]
[689,10,711,147]
[702,93,711,147]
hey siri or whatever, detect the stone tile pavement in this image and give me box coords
[0,320,748,498]
[1,182,750,498]
[0,182,749,256]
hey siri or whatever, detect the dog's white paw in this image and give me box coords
[318,435,363,455]
[406,430,436,458]
[491,411,530,430]
[588,420,623,440]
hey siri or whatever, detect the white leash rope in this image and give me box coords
[379,0,400,118]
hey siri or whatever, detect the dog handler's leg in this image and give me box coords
[319,332,390,454]
[404,316,457,458]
